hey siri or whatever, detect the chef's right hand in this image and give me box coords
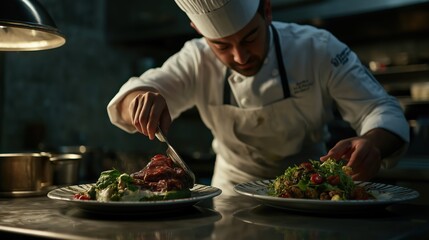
[120,89,172,140]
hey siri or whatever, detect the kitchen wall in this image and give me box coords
[1,0,163,155]
[1,0,428,182]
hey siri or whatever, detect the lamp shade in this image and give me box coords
[0,0,66,51]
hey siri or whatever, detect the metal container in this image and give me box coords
[47,145,103,182]
[50,153,82,186]
[0,153,52,193]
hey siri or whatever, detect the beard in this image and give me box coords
[229,56,264,77]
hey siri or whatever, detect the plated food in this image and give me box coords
[234,179,420,214]
[73,154,194,202]
[268,158,374,200]
[48,183,222,215]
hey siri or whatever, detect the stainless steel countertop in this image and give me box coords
[1,192,429,240]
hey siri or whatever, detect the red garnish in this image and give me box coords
[310,173,324,185]
[300,162,314,172]
[73,193,91,200]
[327,175,340,186]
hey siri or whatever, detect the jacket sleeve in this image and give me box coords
[106,40,204,133]
[318,31,410,168]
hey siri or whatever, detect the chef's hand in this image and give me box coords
[119,88,172,140]
[320,128,404,181]
[320,136,382,181]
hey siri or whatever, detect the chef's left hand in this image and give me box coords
[320,136,382,181]
[320,128,405,181]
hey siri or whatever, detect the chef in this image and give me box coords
[107,0,409,195]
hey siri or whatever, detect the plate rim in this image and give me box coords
[47,183,222,206]
[233,179,420,206]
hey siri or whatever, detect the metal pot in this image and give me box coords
[0,153,52,193]
[50,153,82,186]
[43,145,103,182]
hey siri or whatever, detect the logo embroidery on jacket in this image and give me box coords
[331,47,351,67]
[293,79,312,94]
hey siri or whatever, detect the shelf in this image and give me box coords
[273,0,429,22]
[373,64,429,76]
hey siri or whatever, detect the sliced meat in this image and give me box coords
[131,154,192,192]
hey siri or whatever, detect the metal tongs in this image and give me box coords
[155,126,196,186]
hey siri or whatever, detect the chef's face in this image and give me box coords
[203,7,272,76]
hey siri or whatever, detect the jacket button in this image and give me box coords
[233,75,243,83]
[240,98,249,107]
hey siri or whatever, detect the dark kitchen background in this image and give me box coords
[0,0,428,193]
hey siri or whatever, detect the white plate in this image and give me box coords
[48,184,221,215]
[234,180,419,214]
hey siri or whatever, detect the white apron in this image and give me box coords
[209,25,326,195]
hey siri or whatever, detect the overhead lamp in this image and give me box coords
[0,0,66,51]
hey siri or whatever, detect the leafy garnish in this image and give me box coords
[268,158,364,200]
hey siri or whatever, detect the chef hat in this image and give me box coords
[174,0,260,39]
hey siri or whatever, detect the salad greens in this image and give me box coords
[268,158,368,200]
[86,169,139,201]
[78,168,191,202]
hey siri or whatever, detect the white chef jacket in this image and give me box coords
[107,22,409,195]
